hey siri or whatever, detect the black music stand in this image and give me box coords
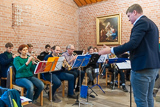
[115,61,132,107]
[87,54,105,94]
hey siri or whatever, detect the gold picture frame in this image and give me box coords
[96,14,121,45]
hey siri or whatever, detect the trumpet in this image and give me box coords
[30,51,41,64]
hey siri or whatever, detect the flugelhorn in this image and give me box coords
[62,59,72,71]
[58,54,72,71]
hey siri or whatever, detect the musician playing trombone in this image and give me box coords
[43,45,76,102]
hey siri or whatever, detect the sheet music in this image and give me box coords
[97,54,108,63]
[116,60,131,69]
[54,57,65,71]
[20,96,32,103]
[94,68,99,73]
[72,55,85,68]
[34,57,65,74]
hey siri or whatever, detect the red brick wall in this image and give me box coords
[0,0,160,54]
[78,0,160,51]
[0,0,79,54]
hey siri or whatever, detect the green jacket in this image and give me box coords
[13,56,35,79]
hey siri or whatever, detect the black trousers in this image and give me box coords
[65,68,85,90]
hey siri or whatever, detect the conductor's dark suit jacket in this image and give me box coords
[114,16,160,71]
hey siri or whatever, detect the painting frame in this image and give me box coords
[96,14,121,45]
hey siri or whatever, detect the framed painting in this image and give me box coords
[96,14,121,45]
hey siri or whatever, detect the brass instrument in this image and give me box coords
[31,51,41,64]
[56,54,72,71]
[108,53,118,69]
[62,59,72,71]
[73,52,77,56]
[99,53,117,75]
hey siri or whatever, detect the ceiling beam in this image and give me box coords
[85,0,92,4]
[74,0,83,7]
[90,0,97,3]
[97,0,102,2]
[80,0,87,5]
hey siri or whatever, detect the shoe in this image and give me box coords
[53,94,61,103]
[110,83,113,89]
[153,90,158,97]
[92,81,94,85]
[122,86,128,92]
[89,94,95,98]
[75,87,79,92]
[102,75,106,79]
[32,100,37,104]
[68,94,77,99]
[87,81,92,85]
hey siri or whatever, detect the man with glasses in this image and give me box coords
[62,44,85,92]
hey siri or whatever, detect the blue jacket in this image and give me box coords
[0,52,14,77]
[0,87,21,107]
[114,16,160,71]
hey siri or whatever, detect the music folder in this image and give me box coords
[34,57,65,74]
[97,54,108,63]
[72,54,91,69]
[108,58,128,64]
[116,60,131,70]
[89,53,100,65]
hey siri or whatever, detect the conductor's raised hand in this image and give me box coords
[98,45,111,55]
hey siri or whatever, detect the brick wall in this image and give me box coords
[0,0,160,54]
[78,0,160,51]
[0,0,79,54]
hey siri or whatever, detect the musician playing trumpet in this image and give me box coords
[62,44,85,92]
[13,44,44,102]
[43,45,76,102]
[0,42,18,87]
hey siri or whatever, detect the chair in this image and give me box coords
[0,65,7,87]
[85,72,99,86]
[105,68,120,88]
[8,66,43,106]
[37,73,65,101]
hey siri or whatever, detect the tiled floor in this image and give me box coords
[34,78,160,107]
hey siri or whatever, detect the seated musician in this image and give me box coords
[85,46,98,85]
[43,45,76,102]
[0,42,18,87]
[93,47,98,53]
[62,44,85,92]
[107,53,128,92]
[27,44,33,56]
[37,44,51,61]
[13,44,44,102]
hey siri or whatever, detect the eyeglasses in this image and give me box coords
[69,48,74,51]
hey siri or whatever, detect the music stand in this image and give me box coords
[72,55,93,106]
[87,54,105,94]
[115,60,132,107]
[108,57,128,89]
[34,57,64,106]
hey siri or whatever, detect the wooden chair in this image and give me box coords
[9,66,43,106]
[0,77,7,86]
[105,68,120,88]
[37,73,65,101]
[105,68,112,87]
[85,71,99,85]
